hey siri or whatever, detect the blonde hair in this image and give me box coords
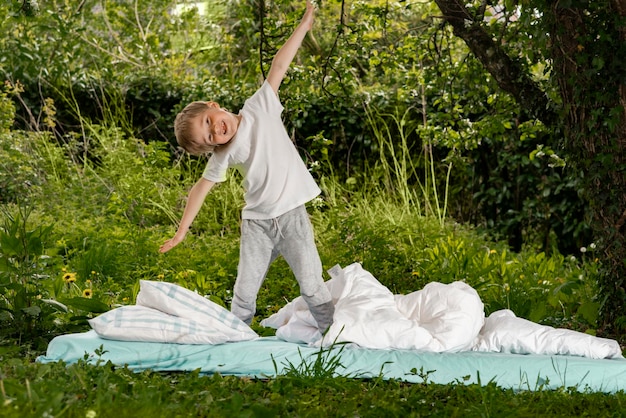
[174,101,215,155]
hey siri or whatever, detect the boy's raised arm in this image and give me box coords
[267,1,316,94]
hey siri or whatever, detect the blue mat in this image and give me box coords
[37,331,626,393]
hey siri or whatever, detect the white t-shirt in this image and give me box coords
[202,81,321,220]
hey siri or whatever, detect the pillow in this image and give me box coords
[88,280,258,344]
[88,305,244,344]
[136,280,258,342]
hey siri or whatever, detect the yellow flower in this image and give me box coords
[83,289,93,298]
[91,271,97,275]
[63,272,77,283]
[157,274,165,280]
[86,279,92,286]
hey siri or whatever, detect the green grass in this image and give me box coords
[1,357,625,417]
[0,95,623,416]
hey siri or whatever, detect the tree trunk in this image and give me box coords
[545,1,626,339]
[433,0,626,340]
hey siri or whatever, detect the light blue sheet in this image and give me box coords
[37,331,626,393]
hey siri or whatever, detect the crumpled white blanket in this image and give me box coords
[261,263,623,359]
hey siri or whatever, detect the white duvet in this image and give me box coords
[261,263,623,359]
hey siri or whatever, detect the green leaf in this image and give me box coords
[21,305,41,317]
[528,303,547,323]
[41,298,69,313]
[553,279,582,296]
[209,295,226,308]
[0,310,13,321]
[578,301,600,325]
[59,297,110,313]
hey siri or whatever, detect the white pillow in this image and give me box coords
[136,280,256,341]
[88,305,244,344]
[89,280,258,344]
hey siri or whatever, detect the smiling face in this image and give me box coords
[190,103,241,149]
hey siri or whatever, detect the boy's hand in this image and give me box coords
[267,0,318,93]
[159,234,184,253]
[301,0,316,31]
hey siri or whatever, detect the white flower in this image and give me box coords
[589,242,597,249]
[580,247,587,253]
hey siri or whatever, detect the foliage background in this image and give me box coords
[1,0,592,255]
[0,0,604,352]
[1,1,622,415]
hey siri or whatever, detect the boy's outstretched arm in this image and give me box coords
[159,178,215,253]
[267,0,316,94]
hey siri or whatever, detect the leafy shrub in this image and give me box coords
[0,205,106,351]
[462,132,590,256]
[0,84,44,203]
[0,205,55,348]
[416,233,600,329]
[0,130,45,203]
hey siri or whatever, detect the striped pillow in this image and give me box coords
[88,280,257,344]
[136,280,256,340]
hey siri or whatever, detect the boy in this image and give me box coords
[159,1,334,334]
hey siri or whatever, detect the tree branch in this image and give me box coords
[321,0,351,98]
[433,0,558,126]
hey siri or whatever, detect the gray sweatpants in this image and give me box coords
[231,205,334,332]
